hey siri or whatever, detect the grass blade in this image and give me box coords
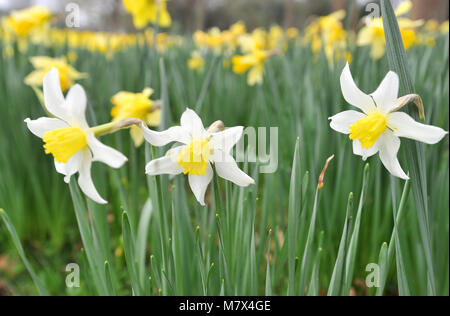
[0,209,49,296]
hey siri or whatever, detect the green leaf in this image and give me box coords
[381,0,436,295]
[287,138,301,295]
[343,163,370,296]
[328,192,354,296]
[122,211,142,295]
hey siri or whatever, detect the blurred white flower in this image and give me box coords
[329,63,448,180]
[25,68,127,204]
[142,108,254,205]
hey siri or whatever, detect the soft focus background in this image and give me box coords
[0,0,448,32]
[0,0,448,296]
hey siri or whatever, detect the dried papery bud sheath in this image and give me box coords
[391,94,425,120]
[207,120,225,133]
[112,118,143,131]
[152,100,162,111]
[92,118,143,137]
[318,155,335,190]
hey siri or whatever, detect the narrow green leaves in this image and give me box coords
[342,163,370,296]
[0,209,49,296]
[328,192,354,296]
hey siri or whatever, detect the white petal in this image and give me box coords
[180,108,206,139]
[77,150,107,204]
[210,126,243,153]
[141,123,190,146]
[24,117,68,138]
[86,133,128,168]
[340,63,376,114]
[55,150,83,183]
[329,110,366,135]
[188,164,213,206]
[214,151,255,186]
[353,139,379,161]
[65,84,89,128]
[371,71,399,113]
[43,68,68,121]
[145,147,184,175]
[388,112,448,144]
[378,130,409,180]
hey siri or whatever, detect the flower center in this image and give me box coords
[349,111,387,149]
[43,127,87,163]
[175,139,211,176]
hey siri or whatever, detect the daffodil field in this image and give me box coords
[0,0,448,297]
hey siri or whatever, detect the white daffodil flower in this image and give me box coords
[25,68,127,204]
[141,108,254,205]
[329,63,448,180]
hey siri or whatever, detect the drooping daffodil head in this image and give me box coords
[141,108,255,205]
[329,63,448,180]
[25,68,128,204]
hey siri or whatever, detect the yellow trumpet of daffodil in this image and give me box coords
[123,0,171,29]
[110,88,161,146]
[7,5,51,37]
[25,56,87,92]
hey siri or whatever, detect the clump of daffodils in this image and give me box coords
[122,0,171,29]
[25,56,87,92]
[303,10,352,65]
[6,5,51,37]
[188,51,205,72]
[329,64,448,180]
[25,69,128,204]
[141,108,254,205]
[357,1,423,60]
[110,88,161,146]
[231,30,277,86]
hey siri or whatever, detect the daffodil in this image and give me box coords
[188,51,205,72]
[25,56,87,92]
[303,10,351,65]
[110,88,161,146]
[7,5,51,37]
[25,68,128,204]
[141,108,254,205]
[357,1,423,59]
[441,21,449,34]
[232,33,274,86]
[232,49,270,86]
[329,64,448,180]
[123,0,171,29]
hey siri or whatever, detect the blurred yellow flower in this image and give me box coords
[111,88,161,146]
[441,21,449,34]
[7,5,51,37]
[303,10,351,65]
[286,27,300,40]
[25,56,87,92]
[188,51,204,72]
[123,0,171,29]
[357,1,423,59]
[232,49,271,86]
